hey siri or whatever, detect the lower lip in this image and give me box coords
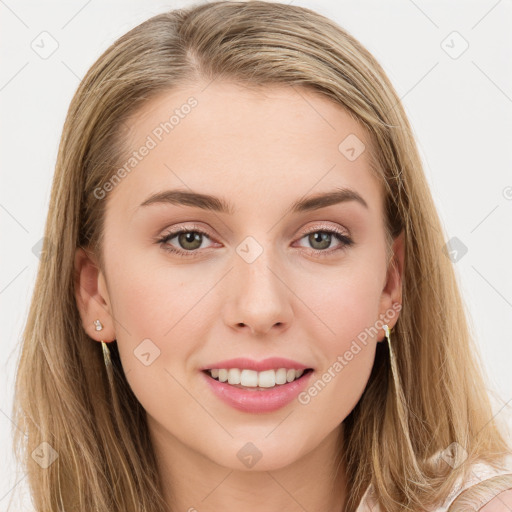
[201,370,313,413]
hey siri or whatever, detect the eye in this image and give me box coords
[295,226,353,257]
[157,224,216,257]
[156,223,354,259]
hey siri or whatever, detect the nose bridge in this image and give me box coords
[236,234,282,298]
[227,233,292,333]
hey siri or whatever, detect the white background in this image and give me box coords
[1,0,511,509]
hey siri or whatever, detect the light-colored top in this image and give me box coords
[355,453,512,511]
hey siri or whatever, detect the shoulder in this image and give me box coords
[477,488,512,511]
[447,471,512,512]
[441,455,512,512]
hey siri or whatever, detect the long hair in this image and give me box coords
[10,2,511,511]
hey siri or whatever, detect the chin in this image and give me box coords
[208,436,307,472]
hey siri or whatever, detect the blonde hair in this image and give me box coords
[10,1,511,511]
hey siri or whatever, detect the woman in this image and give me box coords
[11,1,512,511]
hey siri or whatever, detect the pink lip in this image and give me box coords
[201,357,311,372]
[201,369,314,413]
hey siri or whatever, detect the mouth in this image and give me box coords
[201,365,315,413]
[202,367,314,390]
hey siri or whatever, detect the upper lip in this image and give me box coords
[201,357,312,372]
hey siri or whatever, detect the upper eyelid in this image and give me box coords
[159,222,350,239]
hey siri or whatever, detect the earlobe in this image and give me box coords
[74,247,115,342]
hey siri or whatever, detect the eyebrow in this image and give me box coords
[138,186,368,215]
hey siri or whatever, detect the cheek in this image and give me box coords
[106,246,206,340]
[291,263,383,419]
[104,245,222,380]
[105,259,204,426]
[298,262,384,346]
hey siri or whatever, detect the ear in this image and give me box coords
[378,230,404,339]
[74,247,116,344]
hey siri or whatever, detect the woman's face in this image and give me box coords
[77,81,403,472]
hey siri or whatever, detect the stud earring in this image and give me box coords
[93,319,104,331]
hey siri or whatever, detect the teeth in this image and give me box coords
[258,369,275,388]
[275,368,287,385]
[241,369,258,387]
[207,367,308,388]
[227,368,241,385]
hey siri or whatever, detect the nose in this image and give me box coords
[223,248,293,336]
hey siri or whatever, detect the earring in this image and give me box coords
[100,340,115,391]
[383,324,396,370]
[101,340,112,368]
[94,319,113,374]
[93,320,115,389]
[383,324,407,417]
[383,324,391,343]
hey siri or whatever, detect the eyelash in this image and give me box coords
[156,223,354,259]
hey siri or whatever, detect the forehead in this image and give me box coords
[107,81,383,219]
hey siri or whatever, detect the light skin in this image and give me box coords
[480,491,512,512]
[75,81,405,512]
